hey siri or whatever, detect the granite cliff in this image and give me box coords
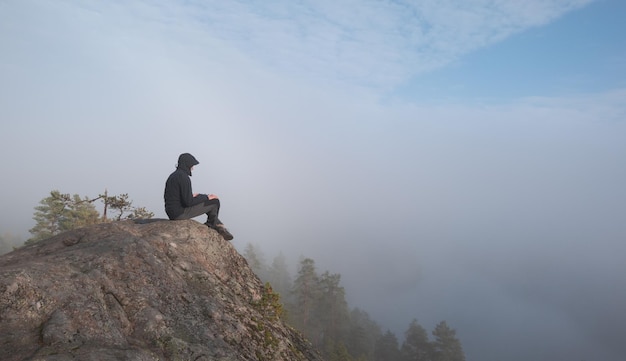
[0,220,322,361]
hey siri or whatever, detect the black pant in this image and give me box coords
[174,198,221,226]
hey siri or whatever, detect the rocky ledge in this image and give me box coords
[0,220,322,361]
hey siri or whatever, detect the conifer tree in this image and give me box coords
[291,257,321,338]
[431,321,465,361]
[326,341,354,361]
[374,330,401,361]
[243,243,268,280]
[317,271,350,348]
[28,190,153,243]
[401,319,432,361]
[267,252,292,301]
[29,191,99,242]
[127,206,155,220]
[29,190,69,241]
[100,192,154,221]
[61,194,101,230]
[347,308,381,361]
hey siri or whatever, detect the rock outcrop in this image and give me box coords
[0,220,322,361]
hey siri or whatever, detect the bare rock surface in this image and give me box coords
[0,220,322,361]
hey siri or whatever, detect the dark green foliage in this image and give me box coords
[290,258,321,338]
[63,194,101,229]
[346,308,381,361]
[317,271,350,347]
[375,330,402,361]
[240,250,467,361]
[431,321,465,361]
[28,189,154,243]
[99,190,155,221]
[268,252,292,300]
[28,190,100,243]
[401,319,432,361]
[128,206,155,220]
[256,282,284,321]
[325,341,354,361]
[244,243,268,280]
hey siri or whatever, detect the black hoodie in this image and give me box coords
[164,153,206,219]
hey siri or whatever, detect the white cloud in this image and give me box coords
[121,0,592,89]
[23,0,591,91]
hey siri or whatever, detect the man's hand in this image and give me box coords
[208,194,219,200]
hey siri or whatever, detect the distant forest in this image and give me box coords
[243,244,466,361]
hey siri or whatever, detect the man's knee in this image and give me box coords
[204,198,220,207]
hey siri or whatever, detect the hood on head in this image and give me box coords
[177,153,199,176]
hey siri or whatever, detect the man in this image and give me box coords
[164,153,233,240]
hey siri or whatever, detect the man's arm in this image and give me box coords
[194,193,218,200]
[179,175,203,207]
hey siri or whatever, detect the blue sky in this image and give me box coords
[1,1,625,361]
[393,0,626,101]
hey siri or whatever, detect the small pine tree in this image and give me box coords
[28,190,153,243]
[29,191,99,242]
[127,206,155,220]
[29,190,69,242]
[101,193,152,221]
[256,282,284,321]
[61,194,100,230]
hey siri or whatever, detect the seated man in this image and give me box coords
[164,153,233,240]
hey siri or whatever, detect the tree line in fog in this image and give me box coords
[244,244,465,361]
